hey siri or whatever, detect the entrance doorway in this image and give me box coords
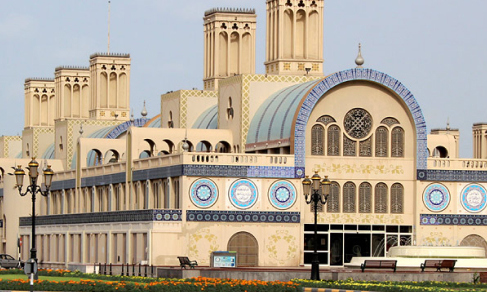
[227,232,258,267]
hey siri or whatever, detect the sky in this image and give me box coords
[1,0,486,158]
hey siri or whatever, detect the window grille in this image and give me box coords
[311,124,324,155]
[391,127,404,157]
[391,183,404,213]
[375,183,388,213]
[343,135,356,156]
[343,182,356,213]
[375,126,388,157]
[359,136,372,157]
[327,182,340,213]
[327,125,340,156]
[359,182,372,213]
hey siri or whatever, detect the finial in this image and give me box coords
[182,128,189,152]
[446,117,450,131]
[79,123,84,136]
[355,43,364,68]
[130,109,135,125]
[141,100,148,117]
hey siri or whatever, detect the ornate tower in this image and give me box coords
[89,53,131,121]
[265,0,324,76]
[54,66,90,120]
[24,78,56,128]
[203,8,257,91]
[473,123,487,159]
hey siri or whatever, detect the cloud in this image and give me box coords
[0,13,32,38]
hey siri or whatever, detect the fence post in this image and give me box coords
[144,264,147,277]
[132,263,135,276]
[109,263,112,275]
[138,263,141,276]
[121,263,124,276]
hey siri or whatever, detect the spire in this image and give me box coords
[107,1,111,54]
[355,43,364,68]
[141,101,148,118]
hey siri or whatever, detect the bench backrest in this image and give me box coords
[441,260,456,267]
[365,260,396,266]
[178,256,190,264]
[424,260,442,265]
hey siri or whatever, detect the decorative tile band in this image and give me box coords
[295,68,427,177]
[186,210,300,223]
[20,209,182,226]
[420,214,487,226]
[417,169,487,182]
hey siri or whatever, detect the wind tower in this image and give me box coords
[89,53,131,121]
[203,8,257,91]
[265,0,324,76]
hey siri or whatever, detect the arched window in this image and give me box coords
[391,183,404,213]
[327,182,340,213]
[327,125,340,156]
[343,182,356,213]
[358,182,372,213]
[374,183,388,213]
[375,126,388,157]
[311,124,324,155]
[391,127,404,157]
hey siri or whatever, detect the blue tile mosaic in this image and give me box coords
[417,169,487,182]
[294,68,428,176]
[20,209,182,226]
[186,210,300,223]
[420,214,487,226]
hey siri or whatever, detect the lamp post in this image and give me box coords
[14,158,53,284]
[302,172,330,281]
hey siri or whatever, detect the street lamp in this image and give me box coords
[302,172,330,281]
[14,158,53,283]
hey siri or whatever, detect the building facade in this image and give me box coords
[0,1,486,269]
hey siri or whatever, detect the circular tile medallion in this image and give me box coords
[461,184,487,213]
[229,179,258,209]
[423,183,450,212]
[269,180,297,210]
[190,178,218,208]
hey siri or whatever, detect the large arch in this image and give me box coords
[292,68,427,177]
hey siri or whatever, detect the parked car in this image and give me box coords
[0,254,23,269]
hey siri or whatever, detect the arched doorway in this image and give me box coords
[460,234,487,255]
[227,232,258,267]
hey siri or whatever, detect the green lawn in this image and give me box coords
[0,274,84,282]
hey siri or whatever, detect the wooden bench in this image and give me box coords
[420,259,456,272]
[177,256,198,269]
[360,260,397,272]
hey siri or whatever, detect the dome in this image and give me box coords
[192,105,218,129]
[41,143,55,159]
[246,80,321,145]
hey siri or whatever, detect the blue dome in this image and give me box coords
[192,105,218,129]
[246,80,321,144]
[41,143,55,159]
[88,126,116,138]
[144,115,161,128]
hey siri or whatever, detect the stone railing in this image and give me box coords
[132,153,294,170]
[53,170,76,181]
[82,162,127,177]
[428,158,487,170]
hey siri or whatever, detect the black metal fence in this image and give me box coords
[95,263,156,277]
